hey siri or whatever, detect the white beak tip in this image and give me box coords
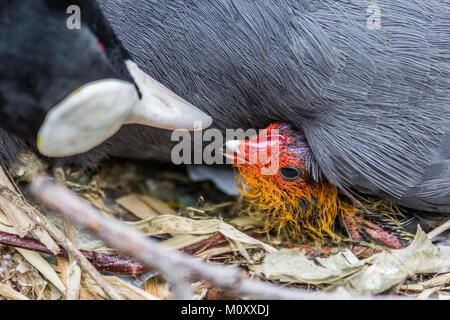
[224,140,242,155]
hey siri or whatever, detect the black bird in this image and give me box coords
[2,1,450,244]
[0,0,211,163]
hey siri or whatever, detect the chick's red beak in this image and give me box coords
[222,139,247,163]
[223,134,286,167]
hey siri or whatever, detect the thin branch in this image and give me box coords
[62,219,81,299]
[54,167,81,300]
[30,175,403,300]
[181,230,259,255]
[401,273,450,292]
[427,218,450,240]
[0,231,146,275]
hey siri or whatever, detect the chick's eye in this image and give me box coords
[279,166,301,181]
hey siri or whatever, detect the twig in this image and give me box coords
[181,230,259,255]
[54,168,81,300]
[401,273,450,292]
[30,175,404,300]
[0,231,146,275]
[0,186,121,300]
[427,218,450,240]
[62,219,81,299]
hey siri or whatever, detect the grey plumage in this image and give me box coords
[99,0,450,213]
[4,0,450,213]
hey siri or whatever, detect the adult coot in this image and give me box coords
[99,0,450,216]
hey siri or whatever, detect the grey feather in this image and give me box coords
[97,0,450,212]
[3,0,449,214]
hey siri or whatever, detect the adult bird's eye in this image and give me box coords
[280,166,301,181]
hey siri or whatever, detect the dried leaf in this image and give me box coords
[0,221,65,293]
[0,283,29,300]
[130,215,277,253]
[7,251,52,300]
[232,240,252,263]
[230,216,262,230]
[330,226,450,296]
[161,234,213,250]
[117,194,159,220]
[0,195,34,237]
[0,182,59,255]
[82,194,113,214]
[16,249,66,293]
[82,275,159,300]
[417,287,440,300]
[196,245,237,259]
[0,219,17,234]
[139,195,177,215]
[0,167,36,236]
[251,249,363,285]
